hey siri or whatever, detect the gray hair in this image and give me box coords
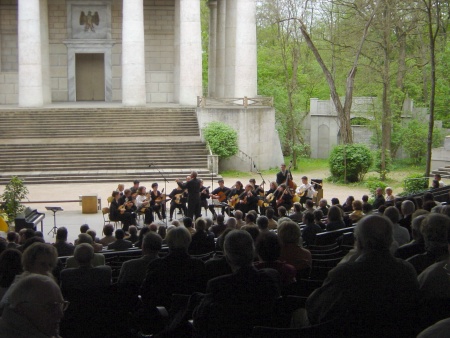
[142,232,162,252]
[165,226,191,250]
[74,243,94,264]
[224,230,254,267]
[226,217,237,229]
[384,206,400,224]
[421,214,450,245]
[355,215,393,251]
[401,200,415,216]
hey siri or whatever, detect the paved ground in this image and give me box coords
[0,175,369,243]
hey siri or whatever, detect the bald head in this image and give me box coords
[355,215,393,252]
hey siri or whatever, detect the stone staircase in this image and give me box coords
[0,107,221,185]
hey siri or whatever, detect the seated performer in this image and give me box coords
[208,179,231,220]
[119,189,137,214]
[296,175,316,206]
[168,185,188,221]
[199,180,210,216]
[227,181,245,216]
[150,183,166,220]
[109,191,136,231]
[236,184,259,215]
[275,184,293,214]
[135,186,154,225]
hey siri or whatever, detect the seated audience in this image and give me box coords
[385,187,395,203]
[193,230,281,337]
[52,227,75,257]
[278,221,312,272]
[395,215,427,260]
[342,195,355,213]
[141,226,207,309]
[407,213,449,275]
[318,199,329,216]
[304,200,315,214]
[74,224,90,245]
[234,210,246,229]
[372,187,386,210]
[256,215,270,233]
[99,224,116,247]
[205,228,233,280]
[6,232,19,249]
[125,226,139,244]
[225,217,237,229]
[349,200,365,223]
[107,229,133,251]
[60,243,112,292]
[118,232,162,286]
[86,229,103,252]
[362,202,373,215]
[241,213,257,231]
[65,234,105,268]
[384,206,410,246]
[0,274,66,338]
[326,205,346,231]
[289,202,303,223]
[184,217,196,235]
[209,214,227,237]
[313,209,326,230]
[254,232,296,286]
[305,215,420,336]
[0,249,22,300]
[277,206,291,225]
[189,218,215,255]
[399,200,416,235]
[266,208,278,230]
[302,212,323,246]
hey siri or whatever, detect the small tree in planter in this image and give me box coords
[1,176,28,224]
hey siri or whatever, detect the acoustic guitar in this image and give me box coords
[228,194,239,208]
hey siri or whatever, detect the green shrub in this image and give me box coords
[372,149,392,178]
[365,177,388,198]
[401,173,428,195]
[203,122,239,159]
[402,120,443,164]
[329,144,373,182]
[1,176,28,222]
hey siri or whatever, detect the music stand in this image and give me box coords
[45,206,63,237]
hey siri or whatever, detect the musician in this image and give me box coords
[168,186,188,221]
[237,184,259,215]
[135,186,154,225]
[130,180,140,195]
[119,189,137,213]
[275,184,293,215]
[116,184,125,196]
[176,171,202,220]
[276,163,291,186]
[199,180,210,216]
[249,178,264,195]
[150,183,166,220]
[296,176,315,205]
[109,191,136,231]
[208,179,231,219]
[227,181,245,216]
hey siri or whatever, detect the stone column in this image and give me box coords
[173,1,180,102]
[40,0,51,104]
[178,0,203,105]
[122,0,146,106]
[207,1,217,97]
[18,0,45,107]
[224,0,236,98]
[234,0,257,97]
[215,0,226,98]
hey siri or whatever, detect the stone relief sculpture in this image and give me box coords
[80,11,100,32]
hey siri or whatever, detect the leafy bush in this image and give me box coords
[329,144,373,182]
[365,177,388,198]
[372,149,392,179]
[401,173,428,195]
[402,120,443,164]
[203,122,239,159]
[1,176,28,222]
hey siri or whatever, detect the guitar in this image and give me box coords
[174,193,183,204]
[216,191,227,202]
[228,194,239,208]
[154,188,166,205]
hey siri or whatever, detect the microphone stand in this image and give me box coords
[253,163,266,190]
[149,163,169,226]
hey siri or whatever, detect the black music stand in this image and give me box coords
[45,206,63,237]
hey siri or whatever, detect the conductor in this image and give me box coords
[176,171,201,220]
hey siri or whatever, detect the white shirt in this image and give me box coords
[296,183,315,199]
[135,195,149,209]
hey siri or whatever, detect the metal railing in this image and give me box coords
[197,96,273,108]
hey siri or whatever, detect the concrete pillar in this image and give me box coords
[234,0,257,97]
[215,0,226,97]
[18,0,45,107]
[173,1,180,102]
[40,0,51,104]
[122,0,146,106]
[224,0,236,97]
[178,0,203,105]
[207,1,217,97]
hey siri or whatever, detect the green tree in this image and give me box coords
[402,119,443,164]
[329,144,373,182]
[1,176,28,222]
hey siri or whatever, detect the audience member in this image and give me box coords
[362,202,373,215]
[225,217,237,229]
[86,229,103,252]
[399,200,416,235]
[125,226,139,244]
[52,227,75,257]
[74,224,90,245]
[349,200,365,223]
[277,206,291,225]
[384,206,410,246]
[265,208,278,230]
[107,229,133,251]
[65,234,105,268]
[189,218,215,255]
[6,232,18,249]
[99,224,115,246]
[60,243,112,292]
[118,232,162,286]
[234,210,246,229]
[256,215,270,233]
[318,199,329,216]
[193,230,280,337]
[241,213,257,231]
[304,200,315,214]
[305,214,419,336]
[372,187,386,210]
[278,221,312,273]
[313,209,326,230]
[385,187,395,203]
[205,228,233,280]
[302,212,323,246]
[0,249,22,300]
[184,217,196,235]
[395,215,427,260]
[0,274,66,338]
[209,214,226,237]
[326,205,345,231]
[417,318,450,338]
[342,195,355,213]
[289,202,303,223]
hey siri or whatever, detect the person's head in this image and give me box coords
[86,229,97,243]
[362,202,373,214]
[256,216,269,231]
[133,180,140,188]
[423,200,437,212]
[328,205,343,222]
[22,242,58,275]
[362,195,369,203]
[216,214,225,225]
[280,163,286,171]
[77,233,93,245]
[346,196,355,205]
[117,183,125,192]
[103,224,114,236]
[434,174,442,181]
[293,202,302,213]
[22,228,36,243]
[205,217,214,229]
[277,221,302,246]
[423,192,435,202]
[313,209,324,222]
[137,186,146,195]
[235,181,243,190]
[218,179,224,187]
[171,220,181,227]
[355,215,393,252]
[7,274,66,337]
[124,189,131,197]
[80,224,89,234]
[128,226,138,236]
[352,200,363,211]
[74,243,94,266]
[165,226,191,251]
[375,188,383,196]
[0,249,23,287]
[303,212,315,225]
[6,231,18,243]
[421,214,450,247]
[401,200,415,217]
[245,213,256,224]
[142,232,162,254]
[301,176,308,184]
[226,217,237,229]
[331,198,340,205]
[34,231,44,239]
[319,199,328,208]
[384,206,400,224]
[305,200,314,209]
[55,227,68,241]
[270,181,278,190]
[255,232,281,262]
[183,217,193,228]
[234,210,243,221]
[190,171,198,179]
[278,206,287,217]
[151,182,158,190]
[441,205,450,218]
[411,215,426,241]
[149,223,158,232]
[195,218,207,231]
[385,187,393,196]
[112,191,120,199]
[265,208,275,219]
[249,178,256,185]
[224,230,254,270]
[115,229,125,240]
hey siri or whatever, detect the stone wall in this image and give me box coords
[0,1,18,104]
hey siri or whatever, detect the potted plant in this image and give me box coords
[1,176,29,229]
